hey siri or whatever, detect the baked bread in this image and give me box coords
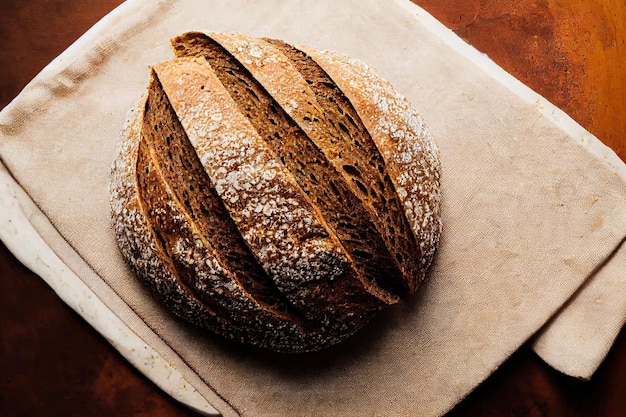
[110,32,441,353]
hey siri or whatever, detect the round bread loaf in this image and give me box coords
[110,32,441,353]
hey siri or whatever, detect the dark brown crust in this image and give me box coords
[171,32,405,299]
[112,83,305,351]
[140,70,304,324]
[152,57,387,350]
[300,46,442,291]
[264,38,422,296]
[111,32,441,352]
[137,72,316,350]
[110,100,233,340]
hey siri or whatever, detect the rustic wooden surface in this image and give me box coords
[0,1,624,416]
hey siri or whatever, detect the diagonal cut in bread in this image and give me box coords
[111,32,441,352]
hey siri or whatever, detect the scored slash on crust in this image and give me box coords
[110,32,441,352]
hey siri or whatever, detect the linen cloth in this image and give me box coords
[1,0,625,415]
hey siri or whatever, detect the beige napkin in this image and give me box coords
[1,0,625,416]
[532,239,626,379]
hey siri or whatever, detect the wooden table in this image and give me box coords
[1,1,624,416]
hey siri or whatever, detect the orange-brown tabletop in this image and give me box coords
[1,1,624,416]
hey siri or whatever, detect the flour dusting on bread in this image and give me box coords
[111,32,441,352]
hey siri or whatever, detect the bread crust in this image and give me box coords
[112,95,311,349]
[153,57,387,311]
[110,99,229,335]
[300,47,442,290]
[208,32,429,296]
[111,32,441,352]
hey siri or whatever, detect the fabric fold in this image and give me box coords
[0,160,226,416]
[532,239,626,380]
